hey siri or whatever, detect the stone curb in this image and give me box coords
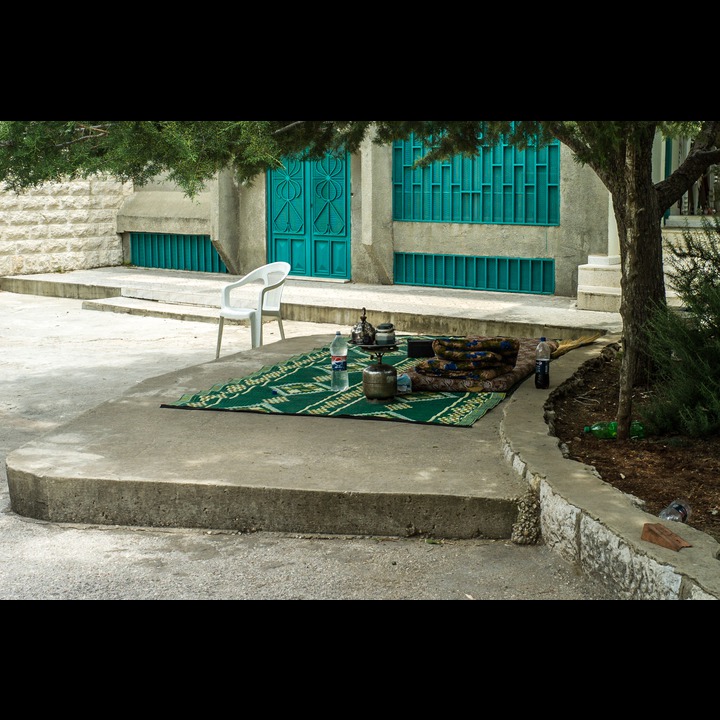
[499,337,720,600]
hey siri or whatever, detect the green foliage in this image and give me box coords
[0,121,295,197]
[0,120,556,197]
[664,215,720,335]
[643,216,720,436]
[658,121,704,139]
[0,120,714,204]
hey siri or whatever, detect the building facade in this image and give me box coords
[114,135,611,299]
[1,130,716,313]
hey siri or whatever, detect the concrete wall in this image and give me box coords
[0,177,133,276]
[116,177,210,236]
[115,173,213,267]
[114,171,249,274]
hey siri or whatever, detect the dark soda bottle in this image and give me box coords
[535,337,551,389]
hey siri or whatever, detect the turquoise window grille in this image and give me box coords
[392,134,560,225]
[130,233,228,273]
[394,252,555,294]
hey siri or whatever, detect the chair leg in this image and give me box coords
[216,317,224,359]
[277,315,285,340]
[250,311,261,348]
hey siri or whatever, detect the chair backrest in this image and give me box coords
[220,261,291,313]
[258,261,291,312]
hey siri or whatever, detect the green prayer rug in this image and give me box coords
[161,340,505,428]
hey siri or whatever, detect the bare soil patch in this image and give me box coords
[549,341,720,544]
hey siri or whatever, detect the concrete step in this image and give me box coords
[82,297,221,324]
[0,275,122,300]
[80,294,612,341]
[120,285,219,307]
[577,285,621,313]
[578,264,621,289]
[578,285,683,312]
[2,266,625,339]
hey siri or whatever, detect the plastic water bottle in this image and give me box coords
[534,337,551,389]
[583,420,645,439]
[330,331,349,391]
[659,498,692,523]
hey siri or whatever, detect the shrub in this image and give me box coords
[643,216,720,436]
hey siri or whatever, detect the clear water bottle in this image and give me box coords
[583,420,645,439]
[659,498,692,523]
[330,331,349,391]
[534,337,551,389]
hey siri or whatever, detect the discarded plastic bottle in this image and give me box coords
[583,420,645,439]
[534,337,551,389]
[330,331,349,392]
[659,498,692,523]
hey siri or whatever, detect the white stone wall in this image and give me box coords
[0,177,133,276]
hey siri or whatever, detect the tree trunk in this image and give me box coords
[615,135,667,440]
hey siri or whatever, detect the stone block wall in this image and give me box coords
[0,178,133,276]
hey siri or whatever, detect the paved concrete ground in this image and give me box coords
[0,291,622,600]
[4,267,719,600]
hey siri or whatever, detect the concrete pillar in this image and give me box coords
[351,134,394,284]
[210,168,241,274]
[588,193,620,266]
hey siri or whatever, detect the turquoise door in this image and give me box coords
[267,152,351,280]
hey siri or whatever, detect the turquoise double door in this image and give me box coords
[267,152,351,280]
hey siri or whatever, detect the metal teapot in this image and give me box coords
[351,307,376,345]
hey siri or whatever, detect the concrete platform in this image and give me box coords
[3,267,720,599]
[6,334,523,538]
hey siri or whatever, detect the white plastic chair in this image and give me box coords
[215,261,291,358]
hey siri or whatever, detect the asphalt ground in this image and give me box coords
[0,291,622,600]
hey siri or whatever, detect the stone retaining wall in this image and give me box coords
[0,178,133,276]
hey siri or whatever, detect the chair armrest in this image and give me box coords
[261,276,287,294]
[220,270,263,307]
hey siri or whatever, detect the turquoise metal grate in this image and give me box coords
[392,134,560,225]
[130,233,228,273]
[394,252,555,294]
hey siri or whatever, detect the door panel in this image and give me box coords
[268,152,350,280]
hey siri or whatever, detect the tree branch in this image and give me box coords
[64,124,112,146]
[544,121,617,188]
[273,121,305,135]
[656,121,720,212]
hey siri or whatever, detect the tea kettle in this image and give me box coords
[351,307,376,345]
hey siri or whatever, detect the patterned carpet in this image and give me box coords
[161,339,504,427]
[160,334,601,427]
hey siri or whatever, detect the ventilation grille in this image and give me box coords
[130,233,228,273]
[394,252,555,294]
